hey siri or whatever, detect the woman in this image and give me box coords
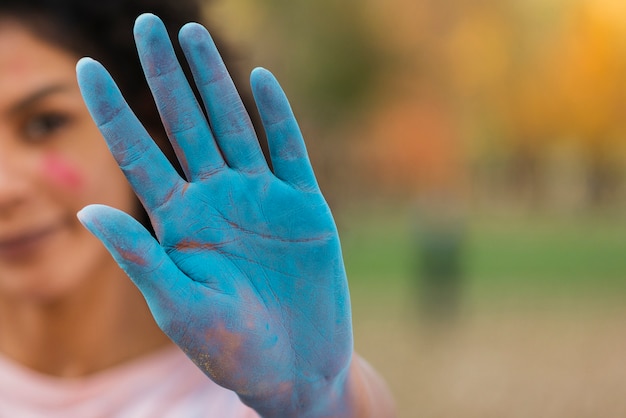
[0,0,394,416]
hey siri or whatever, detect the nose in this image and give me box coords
[0,148,30,216]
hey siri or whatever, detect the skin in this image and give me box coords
[77,14,395,416]
[0,13,394,417]
[0,20,170,377]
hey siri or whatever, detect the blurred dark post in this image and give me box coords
[414,193,466,322]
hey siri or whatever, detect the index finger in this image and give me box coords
[76,57,185,211]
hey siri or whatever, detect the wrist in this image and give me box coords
[241,355,353,418]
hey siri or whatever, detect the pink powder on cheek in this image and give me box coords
[41,152,84,192]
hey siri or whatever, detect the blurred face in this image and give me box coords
[0,21,139,301]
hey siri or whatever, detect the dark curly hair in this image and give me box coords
[0,0,261,232]
[0,0,247,137]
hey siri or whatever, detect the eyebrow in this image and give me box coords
[7,84,73,115]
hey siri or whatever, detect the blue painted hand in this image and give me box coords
[76,13,353,417]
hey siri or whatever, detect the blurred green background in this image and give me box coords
[206,0,626,416]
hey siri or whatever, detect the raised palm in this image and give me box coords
[76,13,353,416]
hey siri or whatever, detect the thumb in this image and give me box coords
[77,204,189,330]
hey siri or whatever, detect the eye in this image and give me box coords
[22,112,71,142]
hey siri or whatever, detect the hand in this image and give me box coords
[76,13,353,416]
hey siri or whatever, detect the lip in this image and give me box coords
[0,223,65,260]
